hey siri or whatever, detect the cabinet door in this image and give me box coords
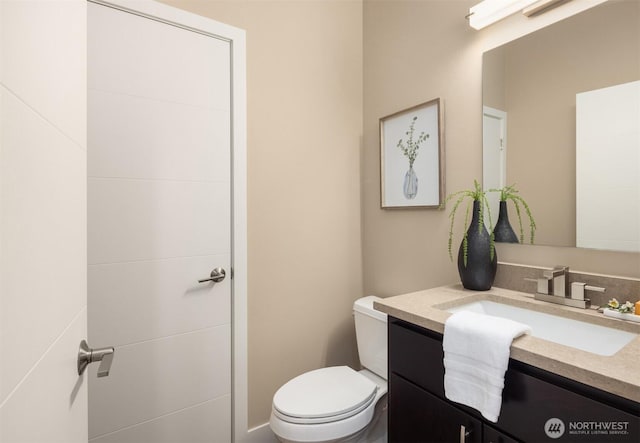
[389,318,445,396]
[390,373,482,443]
[484,424,520,443]
[498,365,640,442]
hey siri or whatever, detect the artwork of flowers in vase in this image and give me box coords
[380,98,444,208]
[397,116,429,199]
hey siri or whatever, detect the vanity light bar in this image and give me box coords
[468,0,539,29]
[522,0,568,17]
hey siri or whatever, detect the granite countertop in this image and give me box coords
[374,284,640,403]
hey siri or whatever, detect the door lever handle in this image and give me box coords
[78,340,115,377]
[198,267,226,284]
[96,351,114,377]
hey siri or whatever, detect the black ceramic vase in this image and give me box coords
[457,201,497,291]
[493,201,519,243]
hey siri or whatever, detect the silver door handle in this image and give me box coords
[198,267,226,283]
[78,340,115,377]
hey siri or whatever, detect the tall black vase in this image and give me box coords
[457,201,497,291]
[494,201,519,243]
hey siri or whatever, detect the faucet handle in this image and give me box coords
[524,277,551,295]
[542,266,569,297]
[571,282,606,301]
[538,277,552,295]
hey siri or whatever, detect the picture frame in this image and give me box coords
[380,98,444,209]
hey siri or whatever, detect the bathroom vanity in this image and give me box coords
[375,285,640,443]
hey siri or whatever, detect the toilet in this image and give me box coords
[269,296,388,443]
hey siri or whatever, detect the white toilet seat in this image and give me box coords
[270,368,387,443]
[273,366,377,424]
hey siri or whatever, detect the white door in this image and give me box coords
[1,2,245,442]
[576,81,640,252]
[482,106,507,229]
[87,2,233,442]
[1,0,88,441]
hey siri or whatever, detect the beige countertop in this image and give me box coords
[374,284,640,403]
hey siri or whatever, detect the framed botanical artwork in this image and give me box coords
[380,98,444,209]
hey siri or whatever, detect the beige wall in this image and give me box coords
[483,47,505,111]
[362,0,640,300]
[363,0,483,296]
[160,0,364,428]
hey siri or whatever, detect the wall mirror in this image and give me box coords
[482,0,639,252]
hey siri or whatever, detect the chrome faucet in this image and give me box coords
[543,266,569,297]
[525,266,605,309]
[538,266,569,297]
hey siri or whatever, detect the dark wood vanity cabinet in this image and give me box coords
[390,373,482,443]
[483,424,519,443]
[388,317,640,443]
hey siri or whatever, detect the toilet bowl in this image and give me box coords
[269,296,388,443]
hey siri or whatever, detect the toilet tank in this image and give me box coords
[353,296,388,380]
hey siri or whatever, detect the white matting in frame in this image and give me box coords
[380,98,444,208]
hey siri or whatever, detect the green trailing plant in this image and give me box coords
[443,180,494,267]
[490,184,537,244]
[397,116,429,167]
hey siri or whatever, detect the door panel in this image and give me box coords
[482,107,507,228]
[576,81,640,252]
[88,178,230,263]
[0,87,87,403]
[89,396,231,443]
[0,0,87,145]
[88,90,230,182]
[88,4,230,110]
[0,309,88,443]
[88,2,232,441]
[89,254,230,346]
[88,326,230,436]
[0,1,88,440]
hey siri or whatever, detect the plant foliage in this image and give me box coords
[489,184,536,244]
[442,180,494,267]
[397,116,429,167]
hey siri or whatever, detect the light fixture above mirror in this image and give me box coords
[468,0,570,30]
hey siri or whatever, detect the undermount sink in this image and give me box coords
[446,300,637,356]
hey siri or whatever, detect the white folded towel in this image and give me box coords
[443,310,531,423]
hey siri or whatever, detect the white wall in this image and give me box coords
[577,80,640,252]
[0,0,88,441]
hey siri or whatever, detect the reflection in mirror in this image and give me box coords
[482,0,639,252]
